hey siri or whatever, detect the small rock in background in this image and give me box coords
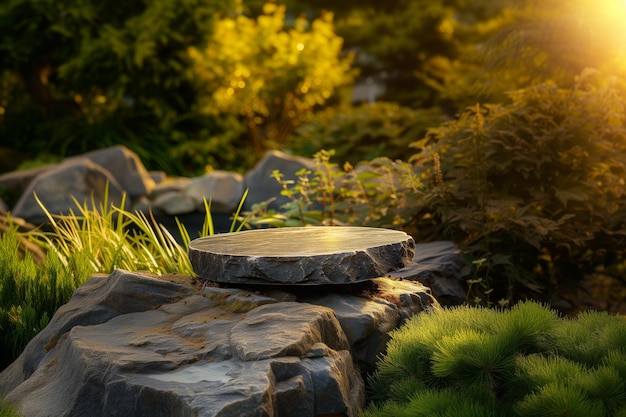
[243,150,316,211]
[183,170,244,213]
[152,190,197,216]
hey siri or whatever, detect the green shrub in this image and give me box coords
[410,72,626,307]
[190,2,353,157]
[288,102,447,165]
[364,301,626,417]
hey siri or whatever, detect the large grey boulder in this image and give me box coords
[68,145,155,198]
[243,150,315,211]
[0,164,52,203]
[0,270,365,417]
[11,158,129,224]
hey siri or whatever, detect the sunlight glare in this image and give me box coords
[569,0,626,73]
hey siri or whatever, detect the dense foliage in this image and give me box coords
[0,0,236,174]
[364,301,626,417]
[0,0,356,174]
[288,102,447,165]
[190,2,353,157]
[0,226,91,370]
[410,73,626,307]
[252,73,626,309]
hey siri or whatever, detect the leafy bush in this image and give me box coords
[0,0,235,174]
[252,73,626,309]
[409,73,626,307]
[189,2,353,156]
[288,102,447,165]
[364,301,626,417]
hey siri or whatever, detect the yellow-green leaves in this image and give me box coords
[189,3,353,151]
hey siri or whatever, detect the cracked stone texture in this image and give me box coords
[188,226,416,284]
[0,270,364,417]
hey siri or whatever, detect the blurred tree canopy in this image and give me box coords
[249,0,626,111]
[189,2,353,156]
[0,0,234,172]
[244,0,510,110]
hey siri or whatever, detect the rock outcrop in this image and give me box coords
[0,269,437,417]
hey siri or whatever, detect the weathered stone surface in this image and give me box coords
[68,145,155,198]
[149,170,167,185]
[11,158,129,224]
[231,302,350,361]
[389,241,466,306]
[184,170,244,213]
[0,164,52,200]
[303,277,437,371]
[0,270,365,417]
[188,226,416,284]
[243,150,316,211]
[153,190,197,215]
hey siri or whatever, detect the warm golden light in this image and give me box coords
[570,0,626,72]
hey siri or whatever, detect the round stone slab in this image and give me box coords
[188,226,415,285]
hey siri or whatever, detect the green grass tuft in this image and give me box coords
[0,397,22,417]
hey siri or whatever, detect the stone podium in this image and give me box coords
[188,226,415,285]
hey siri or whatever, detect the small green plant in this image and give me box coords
[29,191,195,276]
[364,301,626,417]
[243,149,423,230]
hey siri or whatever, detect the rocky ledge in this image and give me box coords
[0,269,438,417]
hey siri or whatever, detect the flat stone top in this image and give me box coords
[188,226,416,285]
[188,226,412,257]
